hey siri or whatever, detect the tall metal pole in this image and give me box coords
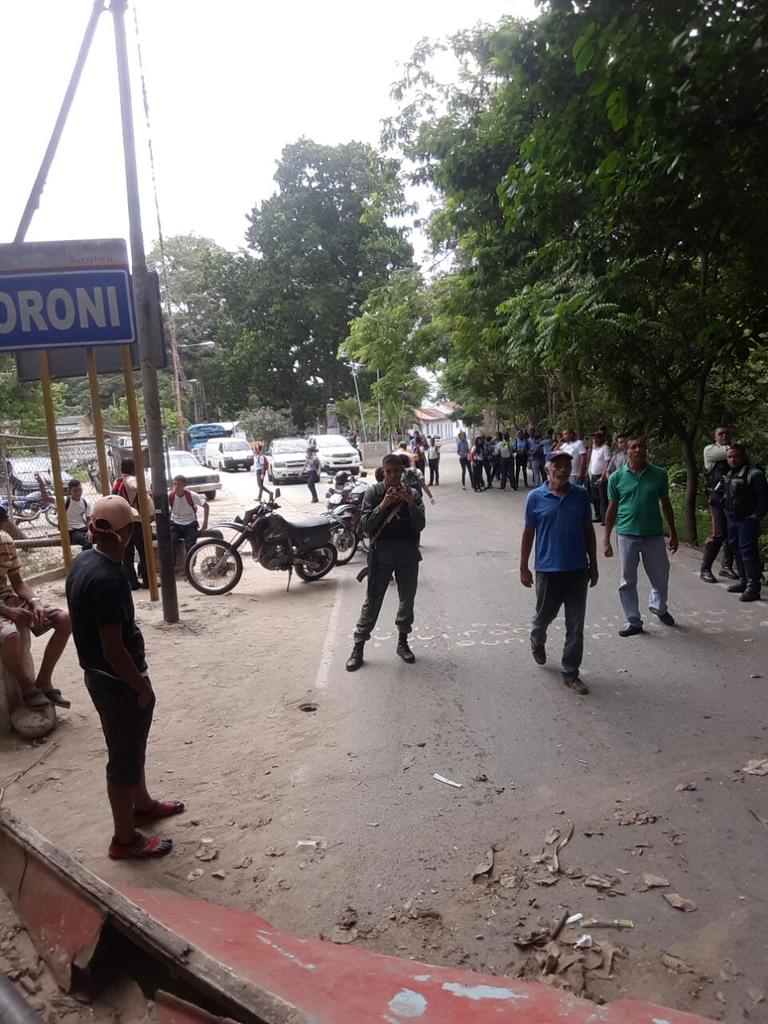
[110,0,178,622]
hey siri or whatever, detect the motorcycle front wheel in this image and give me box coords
[44,504,59,528]
[185,539,243,595]
[330,524,358,564]
[14,502,41,523]
[295,544,337,581]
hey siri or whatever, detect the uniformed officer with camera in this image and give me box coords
[346,454,426,671]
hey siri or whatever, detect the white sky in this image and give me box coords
[1,0,537,260]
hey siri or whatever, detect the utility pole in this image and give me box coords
[110,0,178,623]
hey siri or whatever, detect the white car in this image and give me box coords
[266,437,310,484]
[306,434,361,476]
[165,450,221,500]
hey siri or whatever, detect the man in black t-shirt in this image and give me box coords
[66,495,184,860]
[346,454,426,672]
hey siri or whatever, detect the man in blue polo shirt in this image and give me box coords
[520,451,598,695]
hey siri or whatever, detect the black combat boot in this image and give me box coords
[740,581,762,602]
[346,641,365,672]
[396,632,416,663]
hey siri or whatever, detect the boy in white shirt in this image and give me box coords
[36,474,93,549]
[169,475,208,553]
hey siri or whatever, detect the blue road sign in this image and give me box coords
[0,268,135,352]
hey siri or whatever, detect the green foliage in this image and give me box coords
[0,357,66,436]
[384,0,768,542]
[236,404,298,444]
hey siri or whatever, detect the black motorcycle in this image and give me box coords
[184,492,337,596]
[325,472,368,564]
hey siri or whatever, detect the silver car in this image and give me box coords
[166,450,221,500]
[266,437,310,484]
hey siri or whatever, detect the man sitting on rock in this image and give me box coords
[0,509,72,710]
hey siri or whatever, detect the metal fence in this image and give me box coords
[0,433,102,577]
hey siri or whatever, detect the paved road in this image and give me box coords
[217,456,768,1019]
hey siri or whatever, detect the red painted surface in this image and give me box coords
[9,856,105,991]
[127,887,712,1024]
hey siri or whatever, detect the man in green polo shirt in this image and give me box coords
[604,436,678,637]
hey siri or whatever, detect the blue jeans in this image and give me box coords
[531,569,589,677]
[725,512,761,584]
[171,521,198,553]
[617,534,669,627]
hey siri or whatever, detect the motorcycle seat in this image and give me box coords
[283,515,332,530]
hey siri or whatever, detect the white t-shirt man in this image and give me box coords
[588,443,611,477]
[170,489,206,526]
[560,438,586,483]
[65,495,91,530]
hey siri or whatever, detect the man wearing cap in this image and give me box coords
[519,449,598,695]
[66,495,184,860]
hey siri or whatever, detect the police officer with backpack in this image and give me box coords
[721,443,767,602]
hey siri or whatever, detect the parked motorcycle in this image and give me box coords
[0,492,46,524]
[184,491,338,596]
[325,472,368,564]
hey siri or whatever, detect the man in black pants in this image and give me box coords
[346,454,425,671]
[700,426,737,583]
[66,495,184,859]
[721,443,767,602]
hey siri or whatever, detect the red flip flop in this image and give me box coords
[133,800,185,825]
[108,834,173,860]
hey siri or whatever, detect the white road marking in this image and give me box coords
[313,585,344,691]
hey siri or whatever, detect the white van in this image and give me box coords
[205,437,254,472]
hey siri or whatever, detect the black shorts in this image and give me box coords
[85,671,155,787]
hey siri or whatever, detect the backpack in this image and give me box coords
[169,488,197,518]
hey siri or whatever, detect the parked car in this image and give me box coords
[266,437,310,484]
[165,450,221,500]
[306,434,361,476]
[205,437,254,472]
[4,457,61,494]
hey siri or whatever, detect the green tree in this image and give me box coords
[236,404,298,443]
[387,1,768,541]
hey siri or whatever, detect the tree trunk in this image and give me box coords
[680,435,699,546]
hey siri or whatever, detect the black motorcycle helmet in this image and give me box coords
[334,471,350,489]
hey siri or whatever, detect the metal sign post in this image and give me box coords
[111,0,177,623]
[38,351,73,567]
[86,347,111,496]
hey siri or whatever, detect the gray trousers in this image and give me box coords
[617,533,669,627]
[354,546,420,642]
[531,569,589,678]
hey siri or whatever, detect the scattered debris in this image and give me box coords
[574,934,593,949]
[641,873,671,889]
[583,824,604,836]
[366,821,380,827]
[194,843,219,862]
[186,868,204,881]
[663,893,697,912]
[748,988,765,1005]
[234,855,253,869]
[566,913,583,925]
[614,808,658,826]
[719,959,740,981]
[741,758,768,776]
[471,847,495,882]
[473,773,489,783]
[433,773,463,789]
[335,906,358,931]
[749,673,763,679]
[513,926,550,949]
[583,875,615,891]
[675,782,697,792]
[296,836,327,850]
[211,870,226,880]
[661,952,695,974]
[748,808,768,829]
[532,820,574,876]
[499,872,520,889]
[582,918,634,930]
